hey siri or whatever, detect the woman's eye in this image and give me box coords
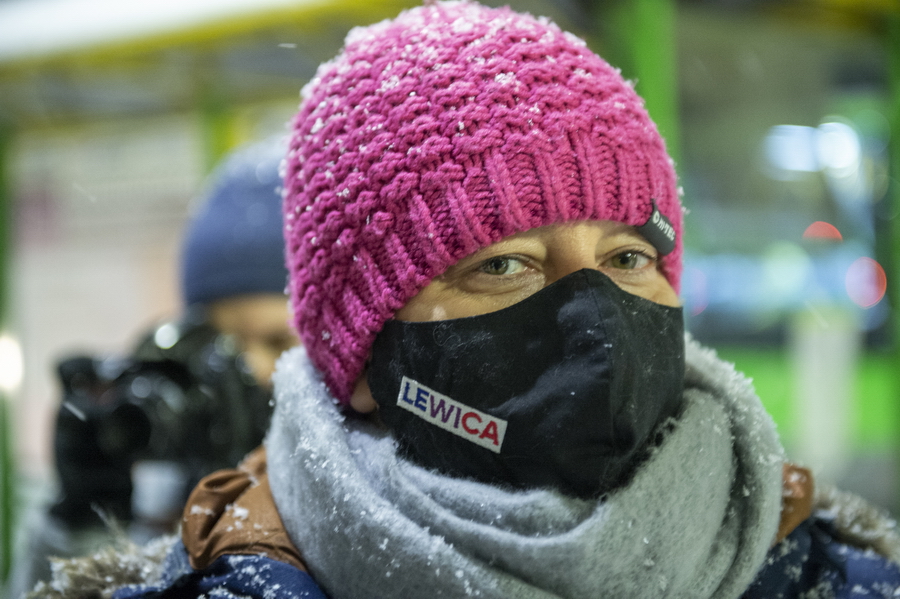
[479,256,523,276]
[609,251,653,270]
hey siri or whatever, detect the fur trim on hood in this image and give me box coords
[25,534,171,599]
[815,484,900,564]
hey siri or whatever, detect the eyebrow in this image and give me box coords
[448,236,545,267]
[441,222,654,278]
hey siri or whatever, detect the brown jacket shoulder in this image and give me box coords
[181,446,307,572]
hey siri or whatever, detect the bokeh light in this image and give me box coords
[762,242,813,305]
[682,265,709,316]
[764,125,819,178]
[0,334,24,393]
[816,121,861,177]
[763,120,863,184]
[802,221,843,242]
[845,257,887,308]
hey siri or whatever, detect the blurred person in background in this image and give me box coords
[6,138,297,596]
[29,3,900,598]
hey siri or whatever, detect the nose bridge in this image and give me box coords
[544,226,600,285]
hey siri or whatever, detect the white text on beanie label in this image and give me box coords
[636,200,676,255]
[397,376,507,453]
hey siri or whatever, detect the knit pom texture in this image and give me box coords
[283,0,682,402]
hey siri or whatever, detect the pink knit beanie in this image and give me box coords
[284,0,683,403]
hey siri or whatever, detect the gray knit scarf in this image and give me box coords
[267,336,785,598]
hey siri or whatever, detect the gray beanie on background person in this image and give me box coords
[180,138,289,306]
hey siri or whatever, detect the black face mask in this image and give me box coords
[368,269,685,499]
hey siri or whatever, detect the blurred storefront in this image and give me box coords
[0,0,898,587]
[673,0,899,511]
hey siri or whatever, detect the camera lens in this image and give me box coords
[97,402,152,455]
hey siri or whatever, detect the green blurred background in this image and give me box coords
[0,0,898,588]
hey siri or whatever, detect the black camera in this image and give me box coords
[49,310,272,528]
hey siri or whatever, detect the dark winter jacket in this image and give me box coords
[30,448,900,599]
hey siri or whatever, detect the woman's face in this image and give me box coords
[350,219,679,411]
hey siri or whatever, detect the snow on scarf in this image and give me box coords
[266,336,786,598]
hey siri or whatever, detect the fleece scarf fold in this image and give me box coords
[267,337,785,598]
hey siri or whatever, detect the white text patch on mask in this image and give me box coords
[397,376,507,453]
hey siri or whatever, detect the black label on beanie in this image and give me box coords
[636,200,676,255]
